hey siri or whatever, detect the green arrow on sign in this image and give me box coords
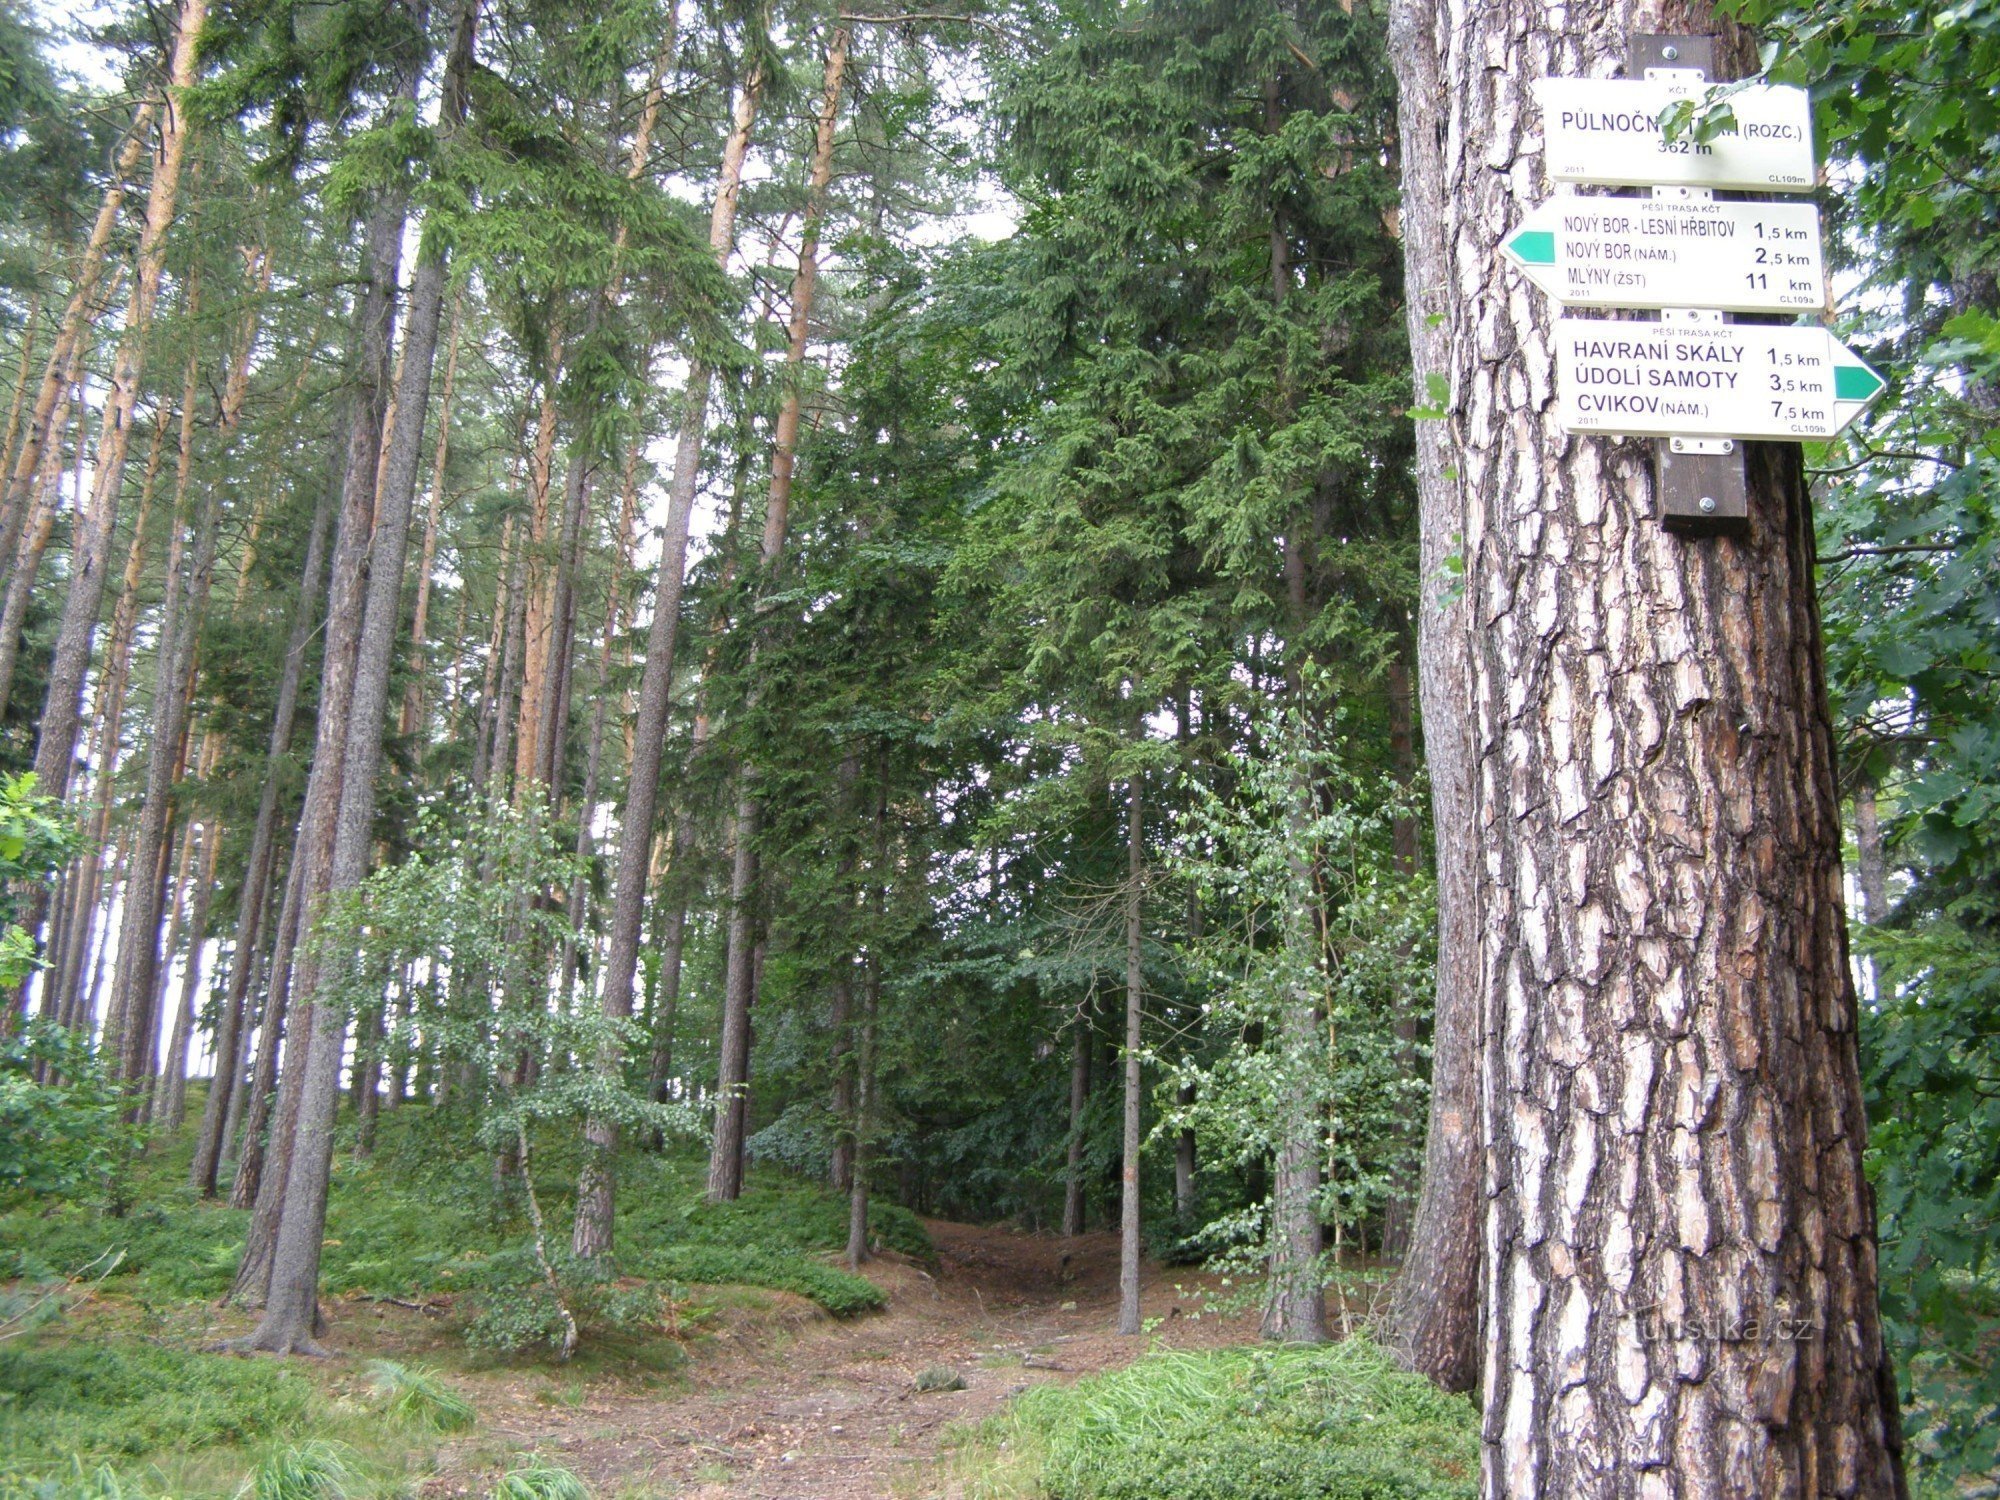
[1833,360,1885,403]
[1506,228,1557,266]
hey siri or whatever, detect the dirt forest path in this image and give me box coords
[437,1222,1261,1500]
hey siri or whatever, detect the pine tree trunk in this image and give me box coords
[0,103,156,582]
[572,60,763,1258]
[243,0,477,1355]
[705,19,850,1207]
[110,340,220,1088]
[1395,1,1908,1488]
[192,466,336,1195]
[1064,1004,1091,1237]
[30,0,204,804]
[1116,776,1143,1335]
[707,794,760,1203]
[1381,0,1484,1394]
[1379,650,1422,1263]
[1853,774,1887,925]
[0,296,108,720]
[846,776,886,1269]
[400,289,463,744]
[229,839,303,1215]
[228,73,418,1299]
[159,820,219,1132]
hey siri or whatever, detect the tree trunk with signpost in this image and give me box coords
[1388,0,1907,1492]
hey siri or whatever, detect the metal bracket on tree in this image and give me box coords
[1632,34,1750,536]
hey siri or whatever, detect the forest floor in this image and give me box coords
[418,1220,1264,1500]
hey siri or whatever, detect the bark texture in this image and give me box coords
[1392,0,1908,1490]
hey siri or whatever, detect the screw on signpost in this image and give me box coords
[1632,35,1750,536]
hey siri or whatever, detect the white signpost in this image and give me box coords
[1554,319,1885,440]
[1502,198,1826,312]
[1537,77,1816,191]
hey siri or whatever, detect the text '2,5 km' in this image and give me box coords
[1509,69,1884,444]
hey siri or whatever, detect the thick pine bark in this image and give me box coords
[243,0,477,1355]
[1395,0,1908,1489]
[1381,0,1484,1394]
[572,62,763,1256]
[31,0,204,805]
[1116,777,1143,1335]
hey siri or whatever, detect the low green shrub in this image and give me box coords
[0,1342,316,1469]
[638,1244,885,1318]
[618,1163,932,1265]
[1007,1338,1477,1500]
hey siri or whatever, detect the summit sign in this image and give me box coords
[1536,77,1815,191]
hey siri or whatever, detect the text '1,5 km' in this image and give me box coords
[1502,199,1825,314]
[1504,65,1886,448]
[1554,321,1885,440]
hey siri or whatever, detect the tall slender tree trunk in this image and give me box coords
[1116,776,1144,1335]
[400,289,463,744]
[0,288,45,511]
[110,338,220,1088]
[1394,1,1908,1489]
[31,0,204,805]
[243,0,477,1356]
[0,291,112,719]
[0,103,157,584]
[706,17,850,1206]
[159,818,220,1131]
[228,42,423,1302]
[1381,0,1484,1394]
[845,775,886,1269]
[1379,650,1422,1262]
[1853,774,1887,925]
[151,826,198,1124]
[1064,1001,1092,1237]
[572,55,765,1258]
[229,843,304,1211]
[191,468,337,1195]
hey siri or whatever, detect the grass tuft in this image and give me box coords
[237,1443,355,1500]
[489,1463,589,1500]
[363,1360,477,1434]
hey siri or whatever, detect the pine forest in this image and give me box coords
[0,0,1992,1495]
